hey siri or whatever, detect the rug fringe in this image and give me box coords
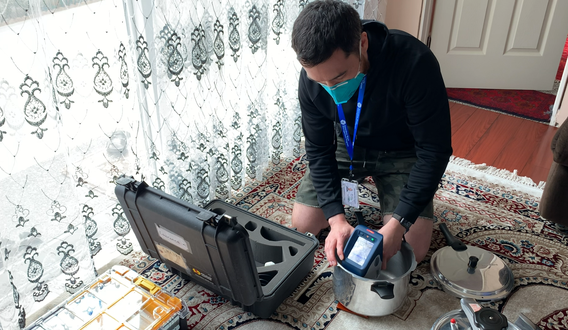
[447,156,546,196]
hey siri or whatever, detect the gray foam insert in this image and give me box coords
[207,201,316,295]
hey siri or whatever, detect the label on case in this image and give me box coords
[156,243,189,271]
[156,224,192,253]
[191,267,213,283]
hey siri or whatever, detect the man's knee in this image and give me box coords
[383,215,433,263]
[406,217,433,263]
[291,202,328,234]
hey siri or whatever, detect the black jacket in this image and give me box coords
[298,21,452,223]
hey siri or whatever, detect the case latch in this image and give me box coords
[221,214,238,226]
[116,175,146,192]
[203,214,237,227]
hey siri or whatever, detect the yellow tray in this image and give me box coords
[26,265,188,330]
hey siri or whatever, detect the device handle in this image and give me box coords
[371,281,394,299]
[355,211,366,226]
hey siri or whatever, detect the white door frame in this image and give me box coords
[551,56,567,126]
[418,0,435,45]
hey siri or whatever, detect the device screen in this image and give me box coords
[347,236,374,266]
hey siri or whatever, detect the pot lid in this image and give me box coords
[430,245,514,301]
[430,224,514,301]
[431,309,523,330]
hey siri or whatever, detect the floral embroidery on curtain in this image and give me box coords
[0,0,378,328]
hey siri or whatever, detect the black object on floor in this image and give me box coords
[115,175,319,318]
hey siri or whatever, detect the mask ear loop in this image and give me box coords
[357,39,363,74]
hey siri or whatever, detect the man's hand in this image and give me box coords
[325,214,355,267]
[378,219,406,270]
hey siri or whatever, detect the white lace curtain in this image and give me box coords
[0,0,380,328]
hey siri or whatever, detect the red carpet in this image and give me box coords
[557,36,568,81]
[447,36,568,123]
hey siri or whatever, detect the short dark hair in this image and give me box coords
[291,0,362,67]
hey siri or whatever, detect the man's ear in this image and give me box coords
[361,32,369,53]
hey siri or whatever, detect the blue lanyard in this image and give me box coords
[337,76,367,175]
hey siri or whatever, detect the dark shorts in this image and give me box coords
[296,139,434,219]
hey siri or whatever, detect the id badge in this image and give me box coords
[341,179,359,208]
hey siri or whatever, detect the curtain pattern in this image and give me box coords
[0,0,380,328]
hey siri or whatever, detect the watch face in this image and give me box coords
[400,219,411,232]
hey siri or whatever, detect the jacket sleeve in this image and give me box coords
[298,70,345,220]
[392,49,453,223]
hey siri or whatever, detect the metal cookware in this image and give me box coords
[333,241,417,316]
[431,298,539,330]
[430,223,514,301]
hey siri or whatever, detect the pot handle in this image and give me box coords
[371,282,394,299]
[439,223,467,252]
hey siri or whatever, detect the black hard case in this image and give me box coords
[115,176,319,318]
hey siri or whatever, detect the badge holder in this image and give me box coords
[341,162,359,209]
[341,178,359,208]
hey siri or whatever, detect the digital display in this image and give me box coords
[347,236,374,266]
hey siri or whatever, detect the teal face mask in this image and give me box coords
[319,44,366,105]
[320,72,366,104]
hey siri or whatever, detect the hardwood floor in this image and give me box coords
[449,101,558,184]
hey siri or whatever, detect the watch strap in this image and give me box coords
[392,213,412,233]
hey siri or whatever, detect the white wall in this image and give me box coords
[384,0,424,37]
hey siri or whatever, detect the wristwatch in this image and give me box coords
[392,213,412,233]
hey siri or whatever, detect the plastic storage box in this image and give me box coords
[25,265,189,330]
[114,176,319,318]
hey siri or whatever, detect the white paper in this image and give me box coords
[156,243,189,271]
[156,224,191,253]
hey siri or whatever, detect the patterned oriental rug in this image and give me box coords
[119,154,568,330]
[447,36,568,124]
